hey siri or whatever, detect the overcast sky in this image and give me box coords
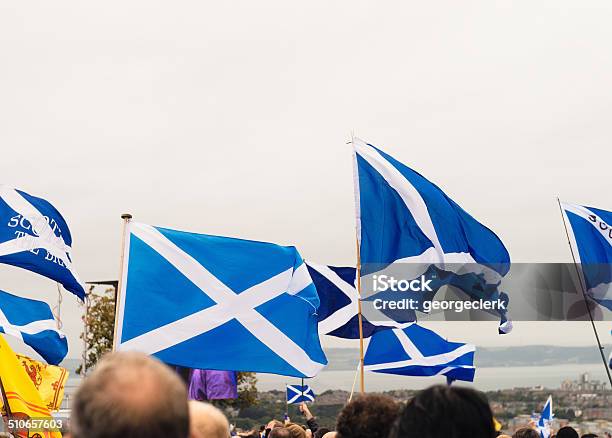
[0,1,610,361]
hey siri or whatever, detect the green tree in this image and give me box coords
[77,285,258,409]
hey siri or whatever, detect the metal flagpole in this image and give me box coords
[112,213,132,352]
[349,132,366,395]
[556,198,612,388]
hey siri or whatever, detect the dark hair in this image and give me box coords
[336,394,400,438]
[71,352,189,438]
[581,434,598,438]
[389,385,495,438]
[557,427,579,438]
[270,428,293,438]
[513,428,540,438]
[314,428,331,438]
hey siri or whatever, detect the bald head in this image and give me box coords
[71,352,189,438]
[188,401,230,438]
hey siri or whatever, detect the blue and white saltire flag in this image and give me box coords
[286,384,315,404]
[352,139,512,333]
[306,262,389,339]
[0,186,85,300]
[536,395,553,438]
[561,202,612,310]
[116,222,327,378]
[363,323,475,383]
[0,289,68,365]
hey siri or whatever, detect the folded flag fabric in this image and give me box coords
[363,323,475,383]
[306,262,388,339]
[188,369,238,401]
[352,138,511,333]
[537,395,553,438]
[286,384,315,404]
[0,289,68,365]
[0,334,62,438]
[561,202,612,310]
[15,354,69,411]
[0,185,85,300]
[116,222,327,378]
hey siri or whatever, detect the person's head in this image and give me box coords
[285,423,307,438]
[270,427,292,438]
[390,385,495,438]
[557,427,579,438]
[581,434,598,438]
[336,394,400,438]
[314,428,331,438]
[265,420,284,438]
[189,401,230,438]
[513,428,539,438]
[71,352,189,438]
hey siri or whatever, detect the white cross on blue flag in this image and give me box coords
[286,384,315,404]
[116,222,327,378]
[0,186,85,300]
[363,323,475,383]
[561,202,611,310]
[0,288,68,365]
[352,139,512,333]
[536,395,553,438]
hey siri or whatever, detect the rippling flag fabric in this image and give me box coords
[15,354,69,411]
[116,222,327,378]
[537,395,553,438]
[352,139,511,332]
[363,323,475,383]
[286,384,315,403]
[561,202,612,310]
[0,186,85,300]
[0,289,67,365]
[188,369,238,400]
[306,262,387,339]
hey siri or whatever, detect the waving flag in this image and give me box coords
[0,289,67,365]
[116,222,327,378]
[561,202,611,310]
[15,354,69,411]
[363,323,475,383]
[0,186,85,300]
[352,139,511,332]
[536,396,553,438]
[306,262,387,339]
[286,384,315,404]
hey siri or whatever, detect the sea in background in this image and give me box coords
[256,363,609,392]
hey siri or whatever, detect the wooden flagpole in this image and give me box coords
[556,198,612,388]
[112,213,132,352]
[0,375,14,434]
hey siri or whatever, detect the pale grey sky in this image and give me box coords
[0,1,610,360]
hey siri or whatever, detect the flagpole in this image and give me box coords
[112,213,132,352]
[556,198,612,388]
[350,133,366,395]
[0,375,14,434]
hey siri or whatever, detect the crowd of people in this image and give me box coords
[25,352,607,438]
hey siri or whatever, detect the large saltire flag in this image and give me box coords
[116,222,327,378]
[306,262,388,339]
[0,186,85,300]
[536,395,553,438]
[0,335,62,438]
[561,202,612,310]
[363,323,476,383]
[0,289,68,365]
[352,138,512,333]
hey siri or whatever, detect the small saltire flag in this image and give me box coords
[0,289,68,365]
[561,202,611,310]
[0,186,85,300]
[116,222,327,378]
[537,395,553,438]
[286,384,315,404]
[306,262,388,339]
[15,354,69,411]
[363,323,475,383]
[352,138,511,333]
[0,335,62,438]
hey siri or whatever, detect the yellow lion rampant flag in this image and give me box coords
[0,335,62,438]
[16,355,69,412]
